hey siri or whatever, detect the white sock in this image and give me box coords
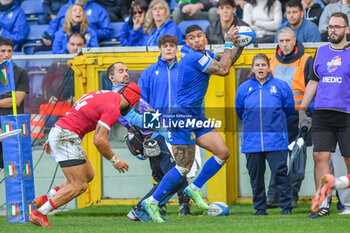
[46,189,57,199]
[190,183,200,191]
[334,176,350,189]
[214,155,226,165]
[38,201,54,215]
[148,196,159,206]
[319,195,330,209]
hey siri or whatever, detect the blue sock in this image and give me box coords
[152,167,183,201]
[193,156,223,189]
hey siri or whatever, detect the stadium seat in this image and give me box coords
[178,20,210,43]
[22,24,48,54]
[20,0,44,22]
[99,22,124,47]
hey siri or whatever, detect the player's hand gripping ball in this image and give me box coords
[233,26,256,47]
[208,202,230,217]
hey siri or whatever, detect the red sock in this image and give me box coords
[346,174,350,188]
[49,199,57,209]
[54,186,60,192]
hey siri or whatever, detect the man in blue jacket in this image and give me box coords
[0,0,29,51]
[275,0,322,42]
[138,34,192,217]
[42,0,112,46]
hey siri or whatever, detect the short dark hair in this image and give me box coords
[217,0,235,8]
[330,12,349,26]
[0,37,14,48]
[107,62,125,77]
[68,32,86,44]
[285,0,303,11]
[185,24,203,35]
[158,34,178,47]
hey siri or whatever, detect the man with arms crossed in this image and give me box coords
[142,24,244,223]
[298,12,350,217]
[29,83,141,227]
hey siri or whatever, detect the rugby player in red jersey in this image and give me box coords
[29,83,141,227]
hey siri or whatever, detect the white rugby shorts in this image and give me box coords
[48,125,86,162]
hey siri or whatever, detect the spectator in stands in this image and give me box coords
[301,0,323,26]
[93,0,121,22]
[52,3,98,54]
[275,0,321,42]
[42,0,112,46]
[205,0,249,44]
[0,0,29,51]
[39,0,69,25]
[49,33,84,105]
[0,37,29,168]
[132,0,182,46]
[172,0,219,25]
[318,0,350,41]
[242,0,282,43]
[314,0,339,9]
[119,0,149,46]
[118,0,134,21]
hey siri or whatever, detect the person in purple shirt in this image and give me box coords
[299,12,350,219]
[275,0,321,42]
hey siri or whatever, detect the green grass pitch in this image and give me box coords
[1,203,349,232]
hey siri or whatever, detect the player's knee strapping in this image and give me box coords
[175,165,189,176]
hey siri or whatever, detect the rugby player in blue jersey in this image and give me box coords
[142,24,245,223]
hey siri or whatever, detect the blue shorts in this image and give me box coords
[167,114,214,145]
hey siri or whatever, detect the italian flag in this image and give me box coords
[0,67,8,86]
[24,163,31,175]
[21,123,27,136]
[6,164,15,176]
[27,204,34,215]
[9,205,18,216]
[3,124,12,133]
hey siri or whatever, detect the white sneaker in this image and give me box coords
[339,209,350,215]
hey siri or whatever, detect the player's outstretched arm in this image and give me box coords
[93,123,129,173]
[205,26,243,76]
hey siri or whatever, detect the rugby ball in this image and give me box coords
[233,26,256,47]
[208,202,230,217]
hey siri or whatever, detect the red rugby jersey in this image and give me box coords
[56,90,121,138]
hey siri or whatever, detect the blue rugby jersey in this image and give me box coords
[176,44,216,116]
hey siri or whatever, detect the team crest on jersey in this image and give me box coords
[327,55,341,73]
[85,33,91,41]
[20,121,29,137]
[8,12,13,19]
[190,132,195,141]
[8,202,21,219]
[26,201,35,217]
[23,161,32,178]
[155,70,159,75]
[270,86,277,94]
[5,162,18,178]
[86,9,92,15]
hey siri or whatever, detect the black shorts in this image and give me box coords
[59,159,86,168]
[312,123,350,156]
